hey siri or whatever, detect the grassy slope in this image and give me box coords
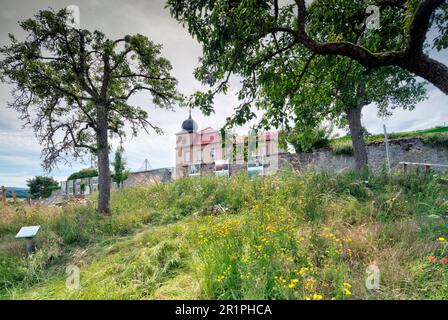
[329,126,448,155]
[1,170,447,300]
[331,126,448,144]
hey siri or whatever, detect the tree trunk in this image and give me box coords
[96,104,111,214]
[347,104,368,176]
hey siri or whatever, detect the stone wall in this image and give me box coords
[121,168,172,187]
[280,137,448,173]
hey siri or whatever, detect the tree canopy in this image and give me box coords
[168,0,448,96]
[168,0,429,173]
[0,9,181,213]
[26,176,59,199]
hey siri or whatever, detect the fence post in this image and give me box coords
[425,162,431,175]
[383,124,391,173]
[403,163,408,175]
[1,185,6,208]
[11,187,16,206]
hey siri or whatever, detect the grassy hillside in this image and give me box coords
[332,125,448,144]
[330,127,448,155]
[1,169,447,300]
[5,188,29,199]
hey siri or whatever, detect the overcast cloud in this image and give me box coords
[0,0,447,187]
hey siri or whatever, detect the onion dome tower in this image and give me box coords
[181,108,198,133]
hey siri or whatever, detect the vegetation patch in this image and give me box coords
[1,170,447,299]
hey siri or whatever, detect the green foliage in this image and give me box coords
[331,142,354,156]
[0,8,181,212]
[2,170,448,299]
[111,147,130,187]
[167,0,427,133]
[422,133,448,148]
[332,126,448,145]
[282,124,332,153]
[68,168,98,181]
[26,176,59,199]
[0,9,181,169]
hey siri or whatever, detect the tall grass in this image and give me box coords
[1,169,447,299]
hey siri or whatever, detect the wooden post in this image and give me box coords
[403,163,408,175]
[11,187,16,206]
[1,185,6,208]
[425,164,431,175]
[73,179,77,196]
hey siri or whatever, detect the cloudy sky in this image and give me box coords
[0,0,447,187]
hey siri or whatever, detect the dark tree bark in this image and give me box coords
[347,105,368,176]
[346,82,368,176]
[96,104,111,214]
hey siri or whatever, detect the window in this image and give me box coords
[210,148,216,160]
[197,149,202,161]
[188,164,200,176]
[184,151,190,162]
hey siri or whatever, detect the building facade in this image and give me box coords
[175,112,283,178]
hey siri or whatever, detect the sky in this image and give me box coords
[0,0,447,187]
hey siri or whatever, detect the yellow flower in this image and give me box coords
[313,294,323,300]
[298,267,309,275]
[343,288,351,295]
[437,237,446,242]
[288,283,296,289]
[343,282,352,288]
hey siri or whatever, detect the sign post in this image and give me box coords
[16,226,40,255]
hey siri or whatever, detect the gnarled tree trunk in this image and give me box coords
[96,104,111,214]
[347,104,368,176]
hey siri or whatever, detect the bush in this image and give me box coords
[422,133,448,148]
[331,142,354,155]
[26,176,59,199]
[282,124,333,153]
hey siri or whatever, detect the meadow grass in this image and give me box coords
[1,169,447,299]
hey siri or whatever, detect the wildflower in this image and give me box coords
[313,294,323,300]
[343,288,351,295]
[437,237,446,242]
[428,256,436,262]
[440,258,448,264]
[342,282,352,288]
[288,283,296,289]
[298,267,309,275]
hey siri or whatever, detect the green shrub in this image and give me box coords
[331,142,354,155]
[68,168,99,180]
[422,133,448,148]
[281,124,333,153]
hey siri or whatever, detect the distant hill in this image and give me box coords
[4,187,29,198]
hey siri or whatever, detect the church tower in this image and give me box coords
[175,110,198,178]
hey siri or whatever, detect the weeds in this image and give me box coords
[1,169,447,299]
